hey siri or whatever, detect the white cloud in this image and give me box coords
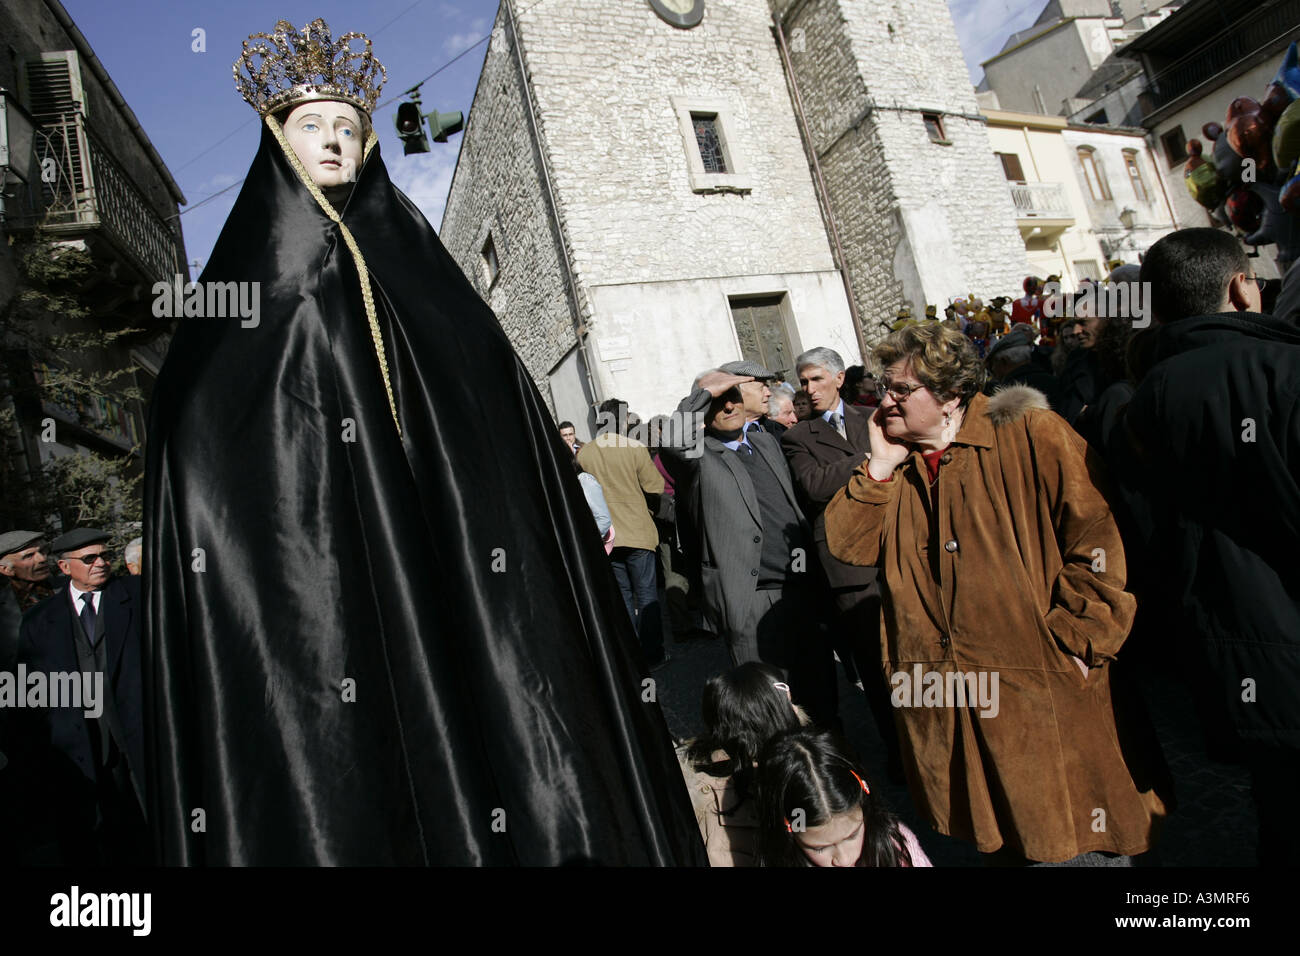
[441,17,490,56]
[387,147,460,230]
[199,172,240,192]
[947,0,1049,86]
[443,31,482,56]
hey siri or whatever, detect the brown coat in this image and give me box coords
[824,386,1165,861]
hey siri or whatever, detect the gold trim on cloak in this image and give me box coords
[265,116,400,436]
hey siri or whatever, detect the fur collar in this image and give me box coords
[986,384,1050,425]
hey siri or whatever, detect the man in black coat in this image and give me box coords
[1107,228,1300,865]
[781,347,899,770]
[9,528,148,865]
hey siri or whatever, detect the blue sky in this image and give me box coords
[59,0,1044,275]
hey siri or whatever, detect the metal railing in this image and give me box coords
[1143,0,1300,112]
[12,112,180,283]
[1008,181,1072,219]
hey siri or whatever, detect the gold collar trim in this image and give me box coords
[265,116,399,436]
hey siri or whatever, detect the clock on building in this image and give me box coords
[648,0,704,30]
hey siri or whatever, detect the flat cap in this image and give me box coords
[718,359,776,380]
[0,530,45,558]
[987,324,1037,358]
[51,527,110,554]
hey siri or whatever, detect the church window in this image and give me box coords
[671,97,754,194]
[691,113,729,174]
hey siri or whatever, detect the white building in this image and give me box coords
[1119,0,1298,278]
[984,108,1178,287]
[440,0,1031,434]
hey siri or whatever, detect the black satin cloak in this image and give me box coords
[143,126,706,865]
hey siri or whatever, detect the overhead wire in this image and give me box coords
[176,0,516,217]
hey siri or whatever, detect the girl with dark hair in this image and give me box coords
[756,729,930,867]
[678,662,806,866]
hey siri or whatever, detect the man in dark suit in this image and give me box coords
[10,528,148,865]
[782,347,901,776]
[659,369,834,725]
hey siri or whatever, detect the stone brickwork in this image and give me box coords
[509,0,839,294]
[439,6,579,398]
[778,0,1030,340]
[443,0,1034,407]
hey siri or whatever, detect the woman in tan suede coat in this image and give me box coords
[824,323,1166,864]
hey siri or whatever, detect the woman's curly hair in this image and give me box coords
[872,322,985,407]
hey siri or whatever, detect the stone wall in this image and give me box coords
[779,0,1031,337]
[442,0,858,416]
[439,6,580,399]
[512,0,840,288]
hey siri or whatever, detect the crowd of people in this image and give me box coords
[561,226,1299,867]
[2,218,1294,866]
[10,15,1295,871]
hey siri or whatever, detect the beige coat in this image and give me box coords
[577,434,664,552]
[824,386,1166,861]
[676,746,759,867]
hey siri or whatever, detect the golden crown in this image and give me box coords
[233,18,387,117]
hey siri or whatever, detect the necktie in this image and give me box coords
[739,441,753,455]
[830,412,846,439]
[80,592,98,644]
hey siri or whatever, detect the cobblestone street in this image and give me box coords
[656,633,1256,867]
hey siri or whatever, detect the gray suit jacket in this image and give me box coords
[659,388,810,637]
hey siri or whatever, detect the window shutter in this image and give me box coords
[22,50,88,123]
[21,51,93,215]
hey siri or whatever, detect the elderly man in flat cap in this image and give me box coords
[657,367,835,722]
[1,531,56,673]
[717,359,783,440]
[8,528,147,865]
[985,323,1060,408]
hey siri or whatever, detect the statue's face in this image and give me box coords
[283,101,364,188]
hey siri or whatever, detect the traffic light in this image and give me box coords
[429,110,464,143]
[394,101,430,155]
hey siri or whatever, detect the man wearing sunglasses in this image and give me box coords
[9,528,146,864]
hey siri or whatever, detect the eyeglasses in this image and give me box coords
[874,380,925,402]
[1248,275,1266,292]
[66,552,110,566]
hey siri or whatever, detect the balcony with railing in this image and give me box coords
[1007,180,1075,243]
[1137,0,1300,116]
[6,111,181,284]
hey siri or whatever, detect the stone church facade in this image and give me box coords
[440,0,1030,433]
